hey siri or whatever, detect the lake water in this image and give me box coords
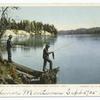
[3,34,100,84]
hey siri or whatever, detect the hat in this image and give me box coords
[46,44,50,48]
[9,35,12,38]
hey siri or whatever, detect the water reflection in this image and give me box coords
[68,34,100,41]
[14,35,57,50]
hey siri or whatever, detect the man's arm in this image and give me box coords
[48,51,55,59]
[45,49,53,55]
[10,40,12,48]
[48,51,54,54]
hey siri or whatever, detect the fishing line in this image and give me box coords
[53,44,70,52]
[51,43,71,67]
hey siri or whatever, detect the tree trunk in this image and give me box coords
[0,48,3,62]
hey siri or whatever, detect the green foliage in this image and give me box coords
[0,7,57,39]
[0,7,19,39]
[0,18,57,36]
[17,20,57,35]
[0,62,23,84]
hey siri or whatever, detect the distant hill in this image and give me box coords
[58,27,100,35]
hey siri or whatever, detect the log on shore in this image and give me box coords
[1,60,59,84]
[12,62,42,78]
[9,61,59,84]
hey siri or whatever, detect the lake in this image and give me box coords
[3,34,100,84]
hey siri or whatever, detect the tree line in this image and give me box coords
[0,17,57,36]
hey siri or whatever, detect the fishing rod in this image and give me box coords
[53,44,70,52]
[50,43,71,61]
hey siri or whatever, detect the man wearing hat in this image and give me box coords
[7,35,12,62]
[43,44,54,71]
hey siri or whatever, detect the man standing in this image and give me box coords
[43,44,54,71]
[7,35,12,62]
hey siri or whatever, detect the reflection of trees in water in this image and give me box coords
[1,35,57,56]
[12,47,17,52]
[0,43,6,55]
[12,45,31,52]
[14,35,57,50]
[67,34,100,41]
[32,35,57,49]
[20,46,31,51]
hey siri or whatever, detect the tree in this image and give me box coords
[0,7,19,38]
[0,7,19,62]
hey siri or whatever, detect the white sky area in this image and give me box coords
[0,0,100,3]
[1,0,100,31]
[9,6,100,30]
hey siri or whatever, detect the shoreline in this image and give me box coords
[2,29,53,38]
[0,60,59,84]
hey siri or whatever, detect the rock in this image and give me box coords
[30,78,40,84]
[21,74,30,84]
[5,78,16,84]
[0,77,6,84]
[3,30,17,37]
[40,69,57,84]
[5,75,16,84]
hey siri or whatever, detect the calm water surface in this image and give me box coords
[3,34,100,84]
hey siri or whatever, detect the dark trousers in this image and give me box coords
[7,48,12,62]
[43,58,52,71]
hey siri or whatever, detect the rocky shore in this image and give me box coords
[0,59,59,84]
[2,30,52,38]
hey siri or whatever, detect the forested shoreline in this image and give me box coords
[0,18,57,36]
[58,27,100,35]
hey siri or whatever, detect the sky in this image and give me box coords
[11,6,100,30]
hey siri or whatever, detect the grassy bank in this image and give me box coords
[0,60,38,84]
[0,62,23,84]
